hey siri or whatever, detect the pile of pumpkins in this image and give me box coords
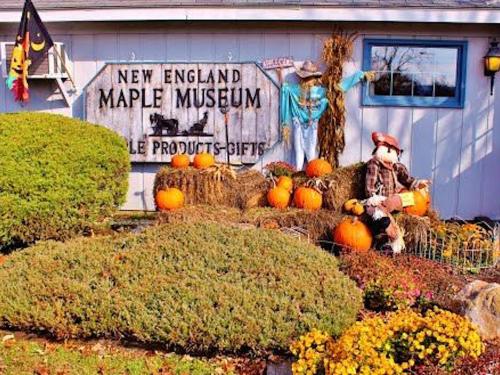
[155,152,215,211]
[267,158,432,253]
[267,159,332,211]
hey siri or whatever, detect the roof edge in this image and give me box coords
[0,6,499,24]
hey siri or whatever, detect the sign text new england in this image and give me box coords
[85,63,280,164]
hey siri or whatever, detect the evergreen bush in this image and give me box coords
[0,112,129,249]
[0,223,362,354]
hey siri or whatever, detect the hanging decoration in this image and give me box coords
[6,0,54,102]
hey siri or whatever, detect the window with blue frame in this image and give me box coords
[362,39,467,108]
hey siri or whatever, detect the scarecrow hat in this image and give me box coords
[295,60,322,79]
[371,132,402,154]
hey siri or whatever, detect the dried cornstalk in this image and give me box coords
[319,28,357,167]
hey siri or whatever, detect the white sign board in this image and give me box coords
[85,63,280,164]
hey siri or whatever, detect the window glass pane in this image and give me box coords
[369,44,459,99]
[392,72,412,95]
[435,73,456,97]
[370,72,391,95]
[434,48,458,97]
[413,73,433,97]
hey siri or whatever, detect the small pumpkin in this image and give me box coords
[171,154,190,169]
[352,203,365,216]
[403,190,428,216]
[333,217,372,252]
[193,152,215,169]
[155,188,185,211]
[293,187,322,211]
[276,176,293,192]
[267,186,290,209]
[343,198,365,216]
[305,159,333,178]
[343,198,358,212]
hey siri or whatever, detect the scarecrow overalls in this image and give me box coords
[280,70,366,170]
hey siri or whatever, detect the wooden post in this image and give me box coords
[52,46,76,90]
[221,104,230,166]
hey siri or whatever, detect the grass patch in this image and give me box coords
[0,223,361,354]
[0,332,220,375]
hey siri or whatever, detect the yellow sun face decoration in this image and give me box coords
[9,44,25,77]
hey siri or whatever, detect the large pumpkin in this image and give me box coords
[333,217,372,252]
[171,154,190,169]
[305,159,333,178]
[276,176,293,192]
[267,186,290,209]
[193,153,215,169]
[155,188,185,211]
[403,190,429,216]
[293,187,322,211]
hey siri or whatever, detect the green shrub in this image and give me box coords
[0,112,130,249]
[0,223,362,354]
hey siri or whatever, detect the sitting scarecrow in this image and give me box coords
[363,132,430,253]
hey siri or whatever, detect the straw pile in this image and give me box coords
[157,205,343,243]
[154,163,440,248]
[322,163,367,211]
[319,27,357,167]
[395,213,432,251]
[243,208,344,242]
[157,205,242,226]
[153,166,269,209]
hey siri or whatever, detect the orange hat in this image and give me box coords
[372,132,401,153]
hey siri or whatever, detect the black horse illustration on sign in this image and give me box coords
[150,113,179,136]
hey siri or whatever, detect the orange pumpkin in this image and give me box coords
[293,187,322,211]
[276,176,293,192]
[333,217,372,252]
[193,153,215,169]
[155,188,185,211]
[403,190,428,216]
[171,154,190,169]
[421,188,432,207]
[305,159,333,178]
[267,186,290,209]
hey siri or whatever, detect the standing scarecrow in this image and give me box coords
[364,132,430,252]
[280,60,372,170]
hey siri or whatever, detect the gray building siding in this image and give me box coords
[0,22,498,219]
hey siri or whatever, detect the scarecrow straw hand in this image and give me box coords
[364,71,377,82]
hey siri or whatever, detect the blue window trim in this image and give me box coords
[362,39,468,109]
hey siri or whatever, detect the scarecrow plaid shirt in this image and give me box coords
[365,158,416,197]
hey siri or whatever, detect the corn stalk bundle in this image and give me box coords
[319,28,357,167]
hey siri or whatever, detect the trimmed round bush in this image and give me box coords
[0,112,130,248]
[0,223,362,354]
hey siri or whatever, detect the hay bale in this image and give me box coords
[243,208,343,242]
[157,205,343,243]
[322,163,367,211]
[153,167,268,209]
[235,169,270,209]
[158,205,242,226]
[395,213,431,251]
